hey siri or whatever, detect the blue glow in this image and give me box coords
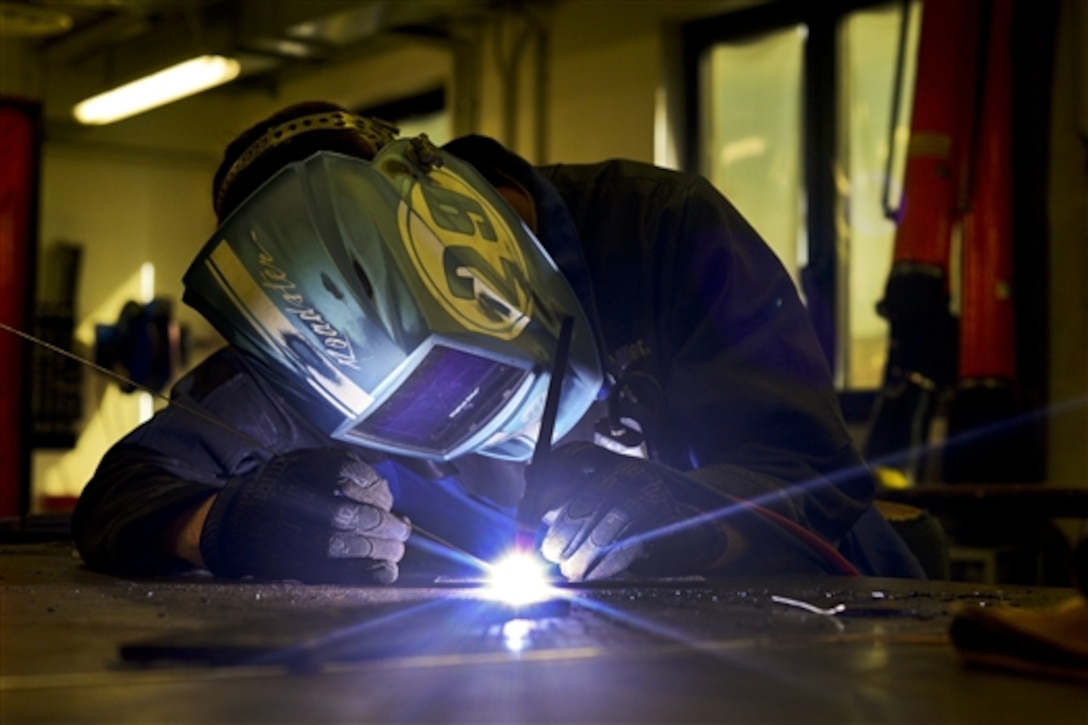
[501,618,535,652]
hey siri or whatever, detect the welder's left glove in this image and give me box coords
[525,443,731,581]
[199,448,410,584]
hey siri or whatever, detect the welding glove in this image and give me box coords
[199,448,411,584]
[526,443,730,582]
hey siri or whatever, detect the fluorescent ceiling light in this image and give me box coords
[73,55,241,125]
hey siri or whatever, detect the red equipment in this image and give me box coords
[865,0,983,477]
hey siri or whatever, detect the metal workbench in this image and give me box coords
[2,539,1085,723]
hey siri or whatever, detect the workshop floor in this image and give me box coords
[2,539,1086,723]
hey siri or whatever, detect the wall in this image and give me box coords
[31,143,220,505]
[1047,0,1088,488]
[475,1,741,165]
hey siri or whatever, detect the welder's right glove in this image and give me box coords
[525,443,731,582]
[199,448,411,584]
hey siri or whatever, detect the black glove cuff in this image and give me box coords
[199,456,289,578]
[198,450,403,583]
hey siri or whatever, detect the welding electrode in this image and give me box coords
[515,315,575,552]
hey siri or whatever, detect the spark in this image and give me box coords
[485,552,555,606]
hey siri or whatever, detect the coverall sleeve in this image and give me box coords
[541,160,873,547]
[71,349,305,574]
[652,175,873,545]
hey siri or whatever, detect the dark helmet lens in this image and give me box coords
[343,344,530,453]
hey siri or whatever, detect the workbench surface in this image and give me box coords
[2,540,1085,723]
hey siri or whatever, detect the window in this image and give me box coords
[685,0,920,391]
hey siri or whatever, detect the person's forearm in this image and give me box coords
[72,444,225,574]
[164,494,217,567]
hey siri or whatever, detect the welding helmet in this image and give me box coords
[183,136,602,461]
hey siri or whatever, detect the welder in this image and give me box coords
[72,100,924,585]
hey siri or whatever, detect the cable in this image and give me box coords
[725,495,861,576]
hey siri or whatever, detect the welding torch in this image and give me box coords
[506,311,861,578]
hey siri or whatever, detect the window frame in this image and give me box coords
[682,0,902,399]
